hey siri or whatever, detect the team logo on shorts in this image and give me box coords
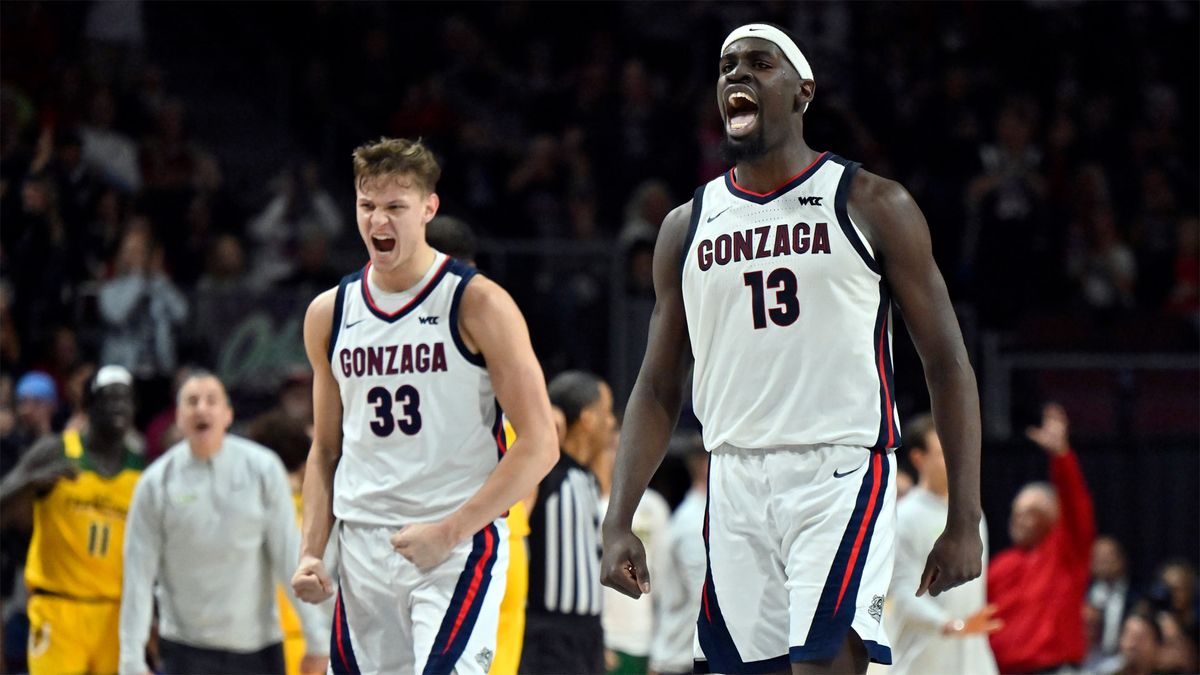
[28,623,51,658]
[475,646,494,671]
[868,595,884,622]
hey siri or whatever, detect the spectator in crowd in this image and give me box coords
[1071,209,1138,312]
[594,420,670,674]
[1156,609,1199,675]
[98,220,188,425]
[648,433,708,675]
[988,403,1095,673]
[1153,560,1198,641]
[119,371,328,675]
[0,366,141,675]
[246,162,341,289]
[522,371,612,675]
[79,87,141,194]
[887,413,1000,675]
[9,372,57,455]
[1117,612,1162,675]
[1090,536,1136,659]
[617,179,672,247]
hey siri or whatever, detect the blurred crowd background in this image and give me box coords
[0,1,1196,672]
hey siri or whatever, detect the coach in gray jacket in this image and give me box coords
[119,371,330,675]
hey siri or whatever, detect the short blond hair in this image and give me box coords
[351,137,441,194]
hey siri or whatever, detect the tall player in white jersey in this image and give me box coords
[290,138,558,675]
[601,24,985,675]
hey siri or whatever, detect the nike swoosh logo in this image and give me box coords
[706,206,732,223]
[833,459,868,479]
[344,317,367,330]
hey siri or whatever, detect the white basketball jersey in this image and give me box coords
[329,253,505,526]
[680,153,902,451]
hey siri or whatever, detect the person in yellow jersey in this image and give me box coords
[0,365,142,675]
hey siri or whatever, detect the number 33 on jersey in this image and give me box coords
[681,153,901,453]
[329,253,507,527]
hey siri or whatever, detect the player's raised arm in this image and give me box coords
[601,200,695,600]
[292,287,342,604]
[848,170,983,597]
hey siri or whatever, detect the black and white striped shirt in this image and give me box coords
[527,452,603,617]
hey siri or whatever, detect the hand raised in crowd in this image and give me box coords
[290,554,334,604]
[1026,402,1070,456]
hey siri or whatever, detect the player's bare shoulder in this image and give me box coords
[846,168,930,259]
[651,199,696,276]
[303,286,339,359]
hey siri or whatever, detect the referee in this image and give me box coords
[521,371,617,674]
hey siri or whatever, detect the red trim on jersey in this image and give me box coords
[728,151,829,197]
[877,311,896,447]
[495,426,507,457]
[334,593,349,670]
[361,256,452,318]
[834,454,883,614]
[441,526,495,653]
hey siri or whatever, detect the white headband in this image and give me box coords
[721,24,814,112]
[93,365,133,391]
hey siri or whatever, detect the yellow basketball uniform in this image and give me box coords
[25,430,143,675]
[490,419,530,675]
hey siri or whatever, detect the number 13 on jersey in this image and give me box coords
[744,268,800,329]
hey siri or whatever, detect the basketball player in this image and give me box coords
[290,138,558,675]
[0,365,142,675]
[600,24,984,675]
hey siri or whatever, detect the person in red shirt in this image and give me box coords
[988,403,1095,673]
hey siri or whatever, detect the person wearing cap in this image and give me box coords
[0,365,143,675]
[601,22,983,675]
[119,370,329,675]
[12,371,59,448]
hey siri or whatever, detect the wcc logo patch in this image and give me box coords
[868,595,885,622]
[797,195,824,206]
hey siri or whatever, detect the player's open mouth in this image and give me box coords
[726,91,759,137]
[194,421,211,432]
[372,235,396,253]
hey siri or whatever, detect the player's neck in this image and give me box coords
[370,245,437,294]
[734,140,819,195]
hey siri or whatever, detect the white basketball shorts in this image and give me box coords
[695,444,896,673]
[330,519,509,675]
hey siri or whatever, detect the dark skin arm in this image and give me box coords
[601,201,695,600]
[848,169,983,597]
[0,436,77,529]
